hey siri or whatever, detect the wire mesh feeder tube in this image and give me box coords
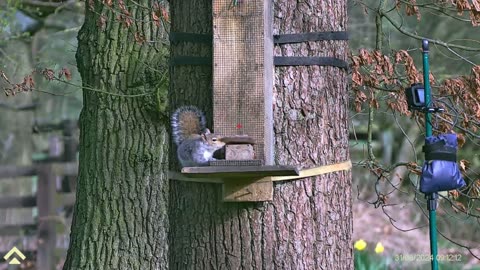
[212,0,274,164]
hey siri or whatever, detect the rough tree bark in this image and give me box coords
[63,1,170,269]
[169,0,352,269]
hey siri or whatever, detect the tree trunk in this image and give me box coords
[272,1,351,268]
[169,0,352,269]
[63,1,170,269]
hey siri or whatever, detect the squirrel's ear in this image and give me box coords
[201,133,208,141]
[204,128,211,134]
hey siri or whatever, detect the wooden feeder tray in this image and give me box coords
[180,135,300,202]
[181,164,299,178]
[181,163,298,202]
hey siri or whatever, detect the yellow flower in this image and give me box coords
[375,242,384,254]
[354,239,367,251]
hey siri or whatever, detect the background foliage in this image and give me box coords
[349,1,480,268]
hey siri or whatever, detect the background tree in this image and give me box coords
[169,0,352,269]
[62,1,170,269]
[0,3,84,267]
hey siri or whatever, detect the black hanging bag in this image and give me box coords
[420,134,466,193]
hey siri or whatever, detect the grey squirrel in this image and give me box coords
[171,106,225,167]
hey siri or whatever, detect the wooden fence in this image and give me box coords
[0,120,78,270]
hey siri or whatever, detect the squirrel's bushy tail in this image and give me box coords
[171,105,207,146]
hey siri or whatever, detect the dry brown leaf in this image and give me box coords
[459,159,470,172]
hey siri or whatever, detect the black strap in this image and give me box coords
[169,32,212,66]
[274,57,348,69]
[423,141,448,153]
[273,31,348,69]
[424,152,457,162]
[169,32,212,44]
[170,31,348,44]
[274,31,348,44]
[171,56,348,68]
[423,141,457,162]
[169,31,349,69]
[170,56,212,66]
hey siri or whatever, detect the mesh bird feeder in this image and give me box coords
[170,0,350,202]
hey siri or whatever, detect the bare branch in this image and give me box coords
[381,11,480,51]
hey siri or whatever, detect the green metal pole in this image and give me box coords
[422,40,439,270]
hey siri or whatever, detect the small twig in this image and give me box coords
[382,12,480,51]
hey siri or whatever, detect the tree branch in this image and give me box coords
[381,11,480,51]
[397,0,471,23]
